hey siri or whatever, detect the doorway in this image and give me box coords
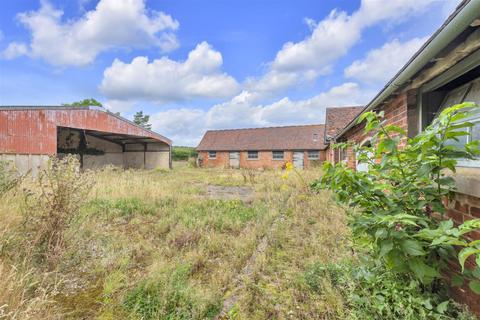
[229,151,240,168]
[293,151,304,169]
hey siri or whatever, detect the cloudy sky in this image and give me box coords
[0,0,459,146]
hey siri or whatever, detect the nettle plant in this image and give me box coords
[313,103,480,294]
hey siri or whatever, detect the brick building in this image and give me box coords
[196,125,326,169]
[324,106,363,163]
[327,0,480,313]
[0,106,172,174]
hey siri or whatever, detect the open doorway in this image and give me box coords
[56,127,170,170]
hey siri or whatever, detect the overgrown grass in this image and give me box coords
[0,162,476,319]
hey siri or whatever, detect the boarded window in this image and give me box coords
[208,151,216,159]
[272,151,284,160]
[308,150,319,160]
[247,151,258,160]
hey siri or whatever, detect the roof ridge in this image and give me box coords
[205,124,325,133]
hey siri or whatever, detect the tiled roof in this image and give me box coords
[197,124,326,151]
[324,106,364,142]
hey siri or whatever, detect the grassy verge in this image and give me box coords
[0,161,475,319]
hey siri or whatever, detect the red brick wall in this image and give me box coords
[445,194,480,315]
[339,94,409,168]
[198,150,325,169]
[198,151,229,168]
[339,90,480,314]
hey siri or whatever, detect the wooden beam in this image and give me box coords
[85,131,125,147]
[409,28,480,90]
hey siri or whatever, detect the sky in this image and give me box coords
[0,0,460,146]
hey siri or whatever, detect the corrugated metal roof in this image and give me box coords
[0,106,172,155]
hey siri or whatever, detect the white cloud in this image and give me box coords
[248,0,440,96]
[150,82,373,146]
[151,108,207,146]
[1,42,28,59]
[3,0,179,66]
[104,99,135,113]
[345,37,427,84]
[100,42,240,103]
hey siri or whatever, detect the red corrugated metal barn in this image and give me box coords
[0,106,172,174]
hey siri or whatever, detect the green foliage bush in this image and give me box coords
[304,260,475,320]
[172,146,198,161]
[313,103,480,312]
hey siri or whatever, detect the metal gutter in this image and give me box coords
[334,0,480,140]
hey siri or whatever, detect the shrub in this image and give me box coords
[172,146,198,161]
[304,260,475,320]
[22,155,93,268]
[314,104,480,300]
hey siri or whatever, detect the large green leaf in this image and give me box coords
[451,274,464,287]
[469,280,480,295]
[379,240,394,257]
[459,247,480,272]
[408,258,439,284]
[401,239,426,256]
[436,301,449,314]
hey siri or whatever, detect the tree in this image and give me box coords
[62,98,103,107]
[133,111,152,130]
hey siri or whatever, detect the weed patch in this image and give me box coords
[22,155,93,268]
[84,197,157,219]
[124,264,220,320]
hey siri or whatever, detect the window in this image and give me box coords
[247,151,258,160]
[208,151,216,159]
[439,78,480,167]
[272,150,284,160]
[337,147,347,163]
[313,133,319,142]
[356,140,372,172]
[308,150,319,160]
[419,52,480,166]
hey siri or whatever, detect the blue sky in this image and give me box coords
[0,0,459,145]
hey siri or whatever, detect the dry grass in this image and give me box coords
[0,162,350,319]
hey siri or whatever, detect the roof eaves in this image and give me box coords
[334,0,479,140]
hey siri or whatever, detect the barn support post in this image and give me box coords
[143,143,147,169]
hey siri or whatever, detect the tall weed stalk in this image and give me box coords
[22,155,93,268]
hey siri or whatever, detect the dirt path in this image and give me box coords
[216,213,285,319]
[206,185,255,204]
[204,183,285,318]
